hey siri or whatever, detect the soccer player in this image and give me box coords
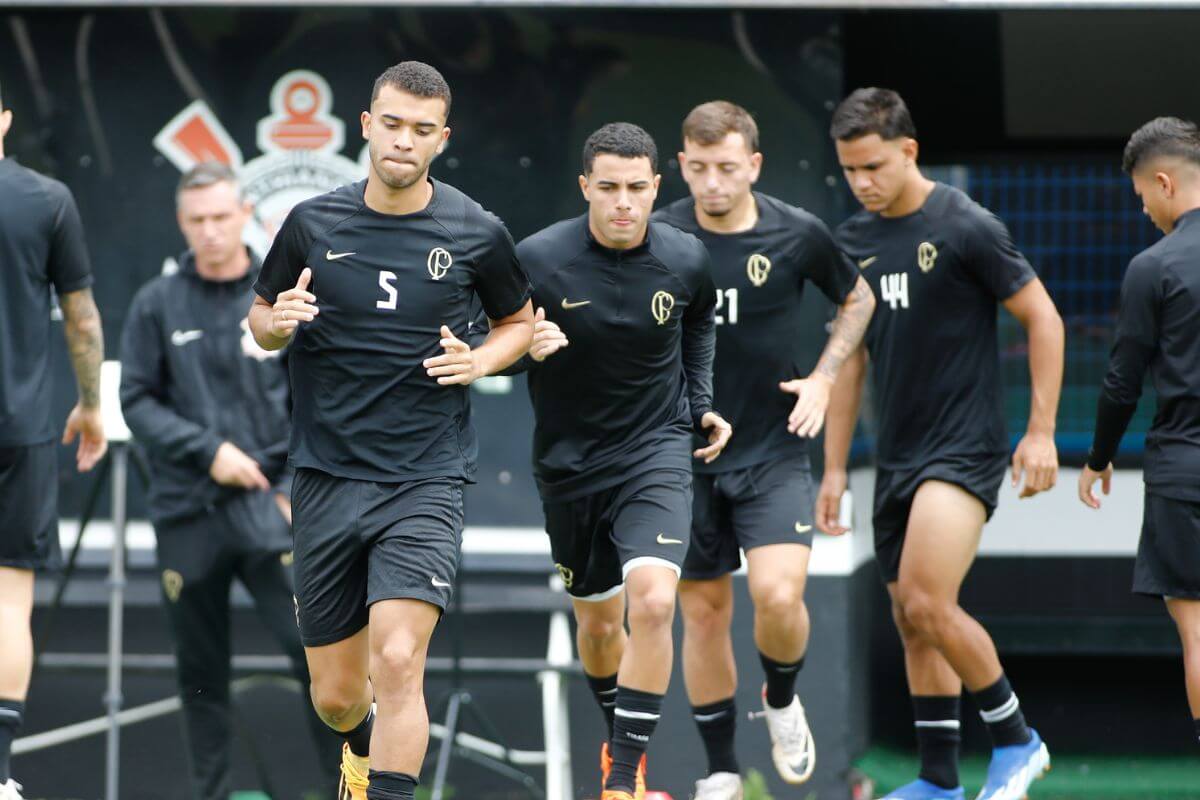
[1079,117,1200,748]
[653,101,874,799]
[0,85,107,800]
[248,62,533,800]
[819,89,1064,800]
[120,162,338,799]
[512,122,731,800]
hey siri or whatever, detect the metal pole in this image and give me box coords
[104,444,128,800]
[430,693,461,800]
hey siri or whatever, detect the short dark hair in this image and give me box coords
[582,122,658,175]
[682,101,759,152]
[830,88,917,142]
[372,61,452,119]
[177,161,239,200]
[1122,116,1200,174]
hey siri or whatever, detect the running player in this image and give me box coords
[512,122,731,800]
[248,62,533,800]
[0,85,107,800]
[654,101,874,799]
[820,88,1064,800]
[1079,117,1200,748]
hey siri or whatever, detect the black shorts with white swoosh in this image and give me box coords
[291,468,464,646]
[542,468,693,601]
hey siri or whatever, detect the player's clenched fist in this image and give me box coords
[424,325,484,386]
[269,267,319,339]
[529,306,568,362]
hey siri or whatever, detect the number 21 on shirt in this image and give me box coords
[880,272,909,311]
[715,287,739,325]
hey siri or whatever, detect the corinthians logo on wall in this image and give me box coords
[154,70,366,258]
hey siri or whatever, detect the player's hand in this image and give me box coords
[424,325,484,386]
[816,468,850,536]
[694,412,732,464]
[209,442,271,490]
[274,493,293,525]
[1078,463,1113,509]
[529,307,568,362]
[780,374,834,438]
[269,268,319,339]
[62,403,107,472]
[1011,430,1058,498]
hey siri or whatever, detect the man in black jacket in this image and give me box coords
[514,123,731,800]
[119,162,334,799]
[1080,117,1200,748]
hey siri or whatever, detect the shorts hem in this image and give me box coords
[0,558,57,573]
[1137,586,1200,600]
[368,588,450,613]
[571,583,626,603]
[621,556,681,579]
[300,620,368,648]
[680,565,739,581]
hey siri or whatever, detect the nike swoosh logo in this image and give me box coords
[561,298,591,309]
[858,256,877,269]
[326,250,356,261]
[795,523,813,534]
[656,533,683,545]
[431,577,452,588]
[170,329,204,346]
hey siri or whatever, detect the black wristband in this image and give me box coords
[1087,392,1138,471]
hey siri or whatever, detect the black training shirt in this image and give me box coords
[655,193,859,473]
[1088,208,1200,500]
[254,178,531,482]
[0,157,94,447]
[516,216,716,501]
[835,183,1036,469]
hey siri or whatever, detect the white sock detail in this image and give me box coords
[979,694,1020,724]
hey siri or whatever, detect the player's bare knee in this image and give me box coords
[751,580,804,624]
[309,679,366,726]
[577,613,623,648]
[370,634,425,695]
[626,585,677,632]
[898,590,954,640]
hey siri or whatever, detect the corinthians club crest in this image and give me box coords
[154,70,366,258]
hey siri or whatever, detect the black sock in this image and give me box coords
[760,652,804,710]
[971,674,1032,748]
[366,770,418,800]
[692,697,739,776]
[333,704,374,758]
[0,700,23,783]
[607,686,663,792]
[585,671,618,741]
[913,695,960,789]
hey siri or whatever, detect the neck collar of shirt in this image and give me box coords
[1173,206,1200,231]
[358,177,440,219]
[0,156,18,171]
[582,215,652,258]
[875,181,943,223]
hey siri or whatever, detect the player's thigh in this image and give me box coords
[305,626,370,694]
[898,479,987,601]
[746,543,812,611]
[681,472,740,582]
[366,479,464,613]
[292,468,371,648]
[0,443,61,572]
[1166,597,1200,648]
[544,491,623,602]
[368,597,442,681]
[610,468,693,581]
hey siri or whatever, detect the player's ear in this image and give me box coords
[0,109,11,138]
[437,127,451,154]
[1156,171,1173,197]
[360,111,371,141]
[903,137,919,165]
[749,151,763,182]
[578,174,590,201]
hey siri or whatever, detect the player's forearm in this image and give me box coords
[248,300,290,351]
[61,288,105,408]
[824,347,866,471]
[473,317,534,376]
[814,277,875,382]
[1022,306,1065,436]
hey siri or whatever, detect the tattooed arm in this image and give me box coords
[780,275,876,437]
[60,287,107,470]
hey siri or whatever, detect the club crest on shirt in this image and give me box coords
[154,70,365,263]
[651,291,676,325]
[162,569,184,603]
[917,241,939,273]
[746,253,772,287]
[427,247,453,280]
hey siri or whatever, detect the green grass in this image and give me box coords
[856,747,1200,799]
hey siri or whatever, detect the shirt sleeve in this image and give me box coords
[46,184,94,295]
[1086,255,1161,468]
[473,222,532,320]
[961,209,1037,301]
[253,208,312,305]
[796,216,859,306]
[682,250,718,431]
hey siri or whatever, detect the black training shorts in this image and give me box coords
[0,443,61,571]
[1135,491,1200,600]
